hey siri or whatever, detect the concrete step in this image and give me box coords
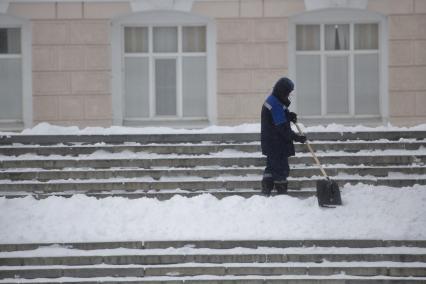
[2,253,426,267]
[2,251,426,266]
[1,154,424,169]
[1,275,426,283]
[0,177,424,194]
[1,241,424,283]
[0,189,316,200]
[0,141,425,156]
[1,166,424,182]
[1,263,425,279]
[1,131,425,145]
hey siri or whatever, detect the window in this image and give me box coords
[0,27,23,121]
[295,22,380,117]
[123,25,207,120]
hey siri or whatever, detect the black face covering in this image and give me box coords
[282,96,291,108]
[277,93,291,107]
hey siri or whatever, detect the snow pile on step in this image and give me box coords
[1,184,425,243]
[1,122,426,136]
[2,245,426,258]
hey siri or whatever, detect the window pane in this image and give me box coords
[355,54,380,115]
[0,28,21,54]
[183,26,206,53]
[296,55,321,115]
[325,24,349,51]
[296,25,320,51]
[124,57,150,118]
[326,56,349,114]
[355,23,378,50]
[153,27,177,53]
[124,27,148,53]
[183,57,207,117]
[155,59,176,115]
[0,58,22,119]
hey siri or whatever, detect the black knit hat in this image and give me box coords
[272,77,294,97]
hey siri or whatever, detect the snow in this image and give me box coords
[1,122,426,136]
[0,122,425,244]
[2,245,426,258]
[0,184,425,244]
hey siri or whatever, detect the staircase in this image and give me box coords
[0,129,425,283]
[1,240,426,283]
[0,130,425,199]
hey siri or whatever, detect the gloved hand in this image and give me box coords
[288,112,297,123]
[294,134,307,144]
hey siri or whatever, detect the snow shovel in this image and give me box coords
[293,123,342,207]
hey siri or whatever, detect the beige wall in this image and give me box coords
[194,0,304,125]
[8,2,131,127]
[5,0,426,127]
[374,0,426,126]
[216,18,289,125]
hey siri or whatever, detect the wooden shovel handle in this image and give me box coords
[293,123,329,179]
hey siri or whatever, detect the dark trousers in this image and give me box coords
[263,155,290,182]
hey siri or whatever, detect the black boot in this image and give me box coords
[261,178,274,196]
[275,180,288,195]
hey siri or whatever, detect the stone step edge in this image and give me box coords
[1,154,424,164]
[2,166,425,180]
[1,274,426,283]
[3,261,426,270]
[0,190,314,202]
[1,164,424,172]
[0,140,424,152]
[0,164,426,176]
[1,177,424,186]
[1,131,426,144]
[1,139,422,146]
[0,181,424,195]
[1,265,425,281]
[2,152,426,159]
[2,254,426,269]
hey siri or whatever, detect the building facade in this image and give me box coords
[0,0,425,130]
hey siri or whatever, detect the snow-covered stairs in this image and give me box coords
[0,131,425,199]
[1,240,426,283]
[1,130,426,283]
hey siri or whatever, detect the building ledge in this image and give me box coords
[304,0,368,11]
[130,0,194,12]
[122,118,210,129]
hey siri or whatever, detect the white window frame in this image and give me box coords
[112,10,217,126]
[124,24,207,118]
[289,8,388,123]
[0,14,32,130]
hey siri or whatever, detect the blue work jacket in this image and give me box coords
[260,94,296,157]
